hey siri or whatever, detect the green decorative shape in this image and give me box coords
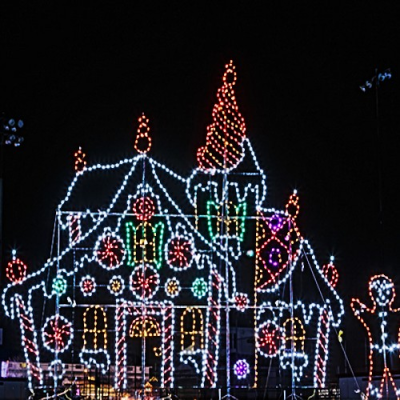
[52,276,67,296]
[206,201,247,242]
[191,277,208,299]
[125,221,165,269]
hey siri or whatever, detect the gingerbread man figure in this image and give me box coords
[351,274,400,399]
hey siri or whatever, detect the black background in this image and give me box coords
[1,2,400,373]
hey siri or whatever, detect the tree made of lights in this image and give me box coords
[2,61,344,396]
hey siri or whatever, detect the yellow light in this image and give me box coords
[180,307,204,351]
[82,306,108,351]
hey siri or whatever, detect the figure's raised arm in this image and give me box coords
[351,298,370,318]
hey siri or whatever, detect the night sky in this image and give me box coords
[2,3,400,371]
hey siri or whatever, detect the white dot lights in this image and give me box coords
[80,275,96,297]
[1,61,345,393]
[234,359,250,380]
[108,275,125,296]
[94,231,125,270]
[42,314,73,354]
[130,264,160,300]
[351,275,400,399]
[6,250,27,283]
[165,277,181,298]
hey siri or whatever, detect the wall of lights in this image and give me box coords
[2,61,344,392]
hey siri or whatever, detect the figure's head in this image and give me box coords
[369,275,395,307]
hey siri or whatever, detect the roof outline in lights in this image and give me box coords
[257,238,344,327]
[187,138,267,207]
[2,149,245,318]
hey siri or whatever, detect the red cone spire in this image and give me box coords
[197,61,247,171]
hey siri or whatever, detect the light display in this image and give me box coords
[134,113,152,154]
[234,292,249,312]
[42,315,73,354]
[82,306,108,349]
[94,231,125,269]
[166,236,193,270]
[2,61,345,395]
[351,275,400,399]
[256,319,282,358]
[108,275,125,296]
[133,196,156,221]
[322,256,339,288]
[130,264,160,300]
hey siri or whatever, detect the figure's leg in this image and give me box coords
[379,367,400,399]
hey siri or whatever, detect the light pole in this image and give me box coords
[360,68,392,270]
[0,114,24,276]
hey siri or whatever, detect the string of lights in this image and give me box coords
[1,61,345,395]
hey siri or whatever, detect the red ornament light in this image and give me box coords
[234,293,249,312]
[6,250,27,283]
[132,196,155,221]
[130,264,160,300]
[167,237,193,269]
[257,320,282,357]
[95,233,125,269]
[42,315,73,353]
[82,279,93,292]
[134,113,152,154]
[197,60,246,171]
